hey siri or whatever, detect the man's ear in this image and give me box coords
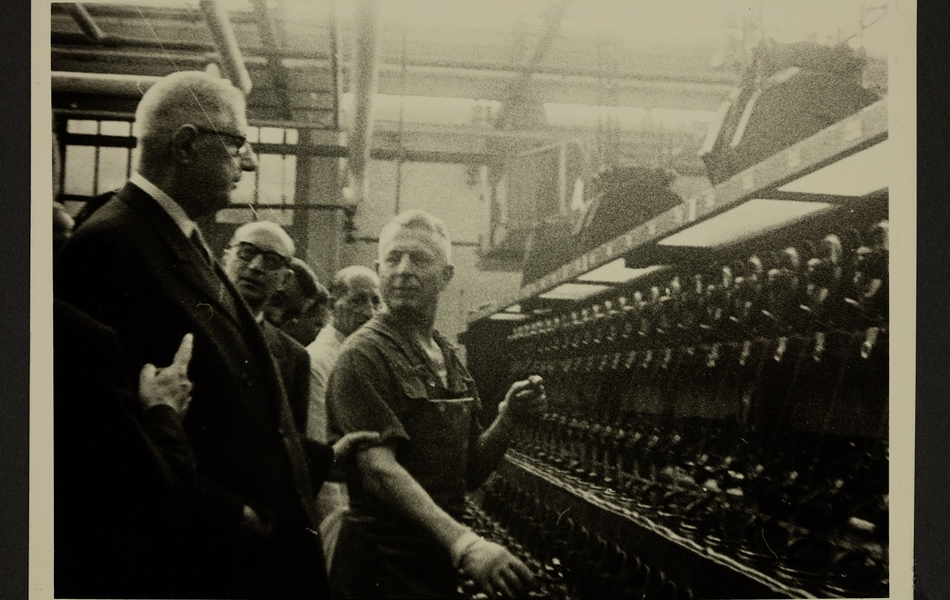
[169,125,199,165]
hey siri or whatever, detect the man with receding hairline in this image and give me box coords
[222,221,296,313]
[306,265,382,442]
[54,70,377,598]
[326,209,548,598]
[304,264,382,569]
[221,220,316,434]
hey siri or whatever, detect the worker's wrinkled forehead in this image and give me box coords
[378,223,452,265]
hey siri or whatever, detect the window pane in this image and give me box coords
[246,126,260,143]
[67,120,98,135]
[99,121,132,136]
[285,129,299,145]
[97,147,130,194]
[283,155,297,203]
[259,127,284,144]
[231,170,257,205]
[257,153,286,204]
[63,146,96,196]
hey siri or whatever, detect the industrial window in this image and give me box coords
[217,126,298,227]
[58,120,299,226]
[61,119,135,202]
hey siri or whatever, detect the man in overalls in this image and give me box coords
[326,209,547,598]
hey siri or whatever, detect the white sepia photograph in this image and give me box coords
[33,1,916,598]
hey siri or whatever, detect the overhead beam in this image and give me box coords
[496,0,573,130]
[328,0,342,131]
[347,0,381,203]
[55,1,264,25]
[199,0,253,94]
[501,0,574,122]
[51,30,737,88]
[51,47,730,111]
[51,71,161,97]
[252,0,293,119]
[64,3,109,44]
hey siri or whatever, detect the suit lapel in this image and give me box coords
[117,185,247,332]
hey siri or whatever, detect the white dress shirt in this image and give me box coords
[305,323,347,442]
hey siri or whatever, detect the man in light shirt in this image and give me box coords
[306,265,383,442]
[306,266,382,568]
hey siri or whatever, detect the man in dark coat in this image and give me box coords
[54,299,196,599]
[54,70,375,598]
[220,219,313,433]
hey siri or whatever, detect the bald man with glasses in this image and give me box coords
[54,71,377,598]
[221,220,314,435]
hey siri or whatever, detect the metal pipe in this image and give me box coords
[347,0,381,203]
[328,0,342,130]
[252,0,292,119]
[199,0,253,95]
[51,95,707,155]
[51,41,736,90]
[51,71,162,97]
[506,0,574,106]
[64,3,109,44]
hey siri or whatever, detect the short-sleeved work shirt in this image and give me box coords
[326,313,484,598]
[326,312,483,521]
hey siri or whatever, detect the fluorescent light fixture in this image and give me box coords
[578,259,668,283]
[504,305,522,313]
[489,313,529,321]
[657,199,832,248]
[778,140,889,197]
[539,283,612,301]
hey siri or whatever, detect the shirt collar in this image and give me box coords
[367,313,465,389]
[130,172,197,238]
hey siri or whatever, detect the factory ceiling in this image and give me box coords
[49,1,888,174]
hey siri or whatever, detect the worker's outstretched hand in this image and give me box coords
[498,374,547,426]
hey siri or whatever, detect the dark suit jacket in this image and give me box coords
[262,320,312,434]
[54,299,197,599]
[54,182,334,598]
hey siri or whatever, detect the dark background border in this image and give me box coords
[915,2,950,599]
[1,1,33,598]
[0,2,946,599]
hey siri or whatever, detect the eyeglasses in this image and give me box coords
[193,126,250,156]
[230,241,291,270]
